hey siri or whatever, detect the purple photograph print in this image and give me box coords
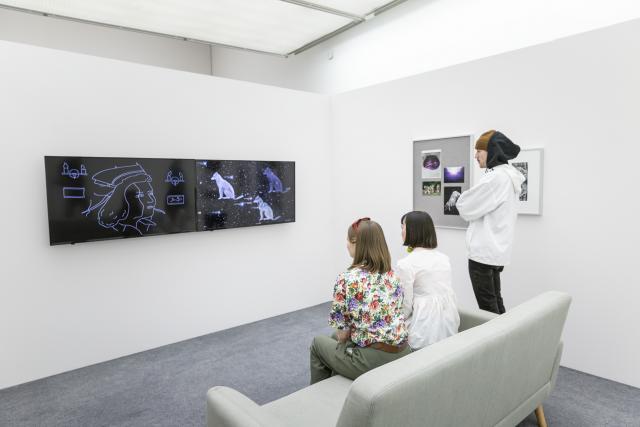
[421,150,442,179]
[443,166,464,183]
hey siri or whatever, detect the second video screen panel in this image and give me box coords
[196,160,295,231]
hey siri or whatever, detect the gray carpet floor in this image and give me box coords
[1,302,639,427]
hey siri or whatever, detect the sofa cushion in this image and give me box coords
[335,291,571,427]
[262,375,353,427]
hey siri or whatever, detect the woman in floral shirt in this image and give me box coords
[310,218,410,385]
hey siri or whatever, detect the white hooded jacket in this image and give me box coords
[456,164,525,266]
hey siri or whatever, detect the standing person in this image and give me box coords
[396,211,460,350]
[455,130,525,314]
[309,218,410,385]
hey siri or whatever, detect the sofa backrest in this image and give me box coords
[336,291,571,427]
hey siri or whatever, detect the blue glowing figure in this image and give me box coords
[253,195,280,222]
[263,167,290,193]
[82,163,165,235]
[211,171,243,200]
[63,187,85,199]
[165,170,185,187]
[61,162,87,179]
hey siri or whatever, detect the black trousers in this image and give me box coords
[468,259,506,314]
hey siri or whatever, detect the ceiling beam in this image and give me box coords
[371,0,410,17]
[287,0,409,56]
[287,21,359,56]
[278,0,364,22]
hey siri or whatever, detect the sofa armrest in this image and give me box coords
[458,306,499,332]
[550,341,564,391]
[207,386,281,427]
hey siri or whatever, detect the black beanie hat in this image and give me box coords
[486,131,520,169]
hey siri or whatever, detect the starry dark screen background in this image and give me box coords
[195,160,295,231]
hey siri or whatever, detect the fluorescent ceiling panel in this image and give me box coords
[305,0,396,17]
[0,0,352,55]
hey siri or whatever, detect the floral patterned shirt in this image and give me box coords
[328,267,408,347]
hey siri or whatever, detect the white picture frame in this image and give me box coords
[509,147,544,215]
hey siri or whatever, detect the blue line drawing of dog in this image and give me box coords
[253,196,280,222]
[211,172,243,200]
[263,167,290,193]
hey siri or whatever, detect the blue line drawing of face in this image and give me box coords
[82,163,165,235]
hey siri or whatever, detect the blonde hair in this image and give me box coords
[348,219,392,274]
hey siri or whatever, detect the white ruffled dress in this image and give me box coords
[396,248,460,350]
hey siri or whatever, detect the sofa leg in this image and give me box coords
[535,405,548,427]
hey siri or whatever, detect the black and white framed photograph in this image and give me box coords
[509,147,544,215]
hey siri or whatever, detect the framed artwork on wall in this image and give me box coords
[509,147,544,215]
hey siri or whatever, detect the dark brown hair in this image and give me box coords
[401,211,438,249]
[347,219,392,274]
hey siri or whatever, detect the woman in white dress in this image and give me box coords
[396,211,460,350]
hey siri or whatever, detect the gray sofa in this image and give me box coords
[207,291,571,427]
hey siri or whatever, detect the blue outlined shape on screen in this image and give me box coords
[63,187,85,199]
[263,167,290,193]
[81,163,164,235]
[167,194,185,206]
[165,170,185,187]
[253,195,280,222]
[62,162,87,179]
[211,171,243,200]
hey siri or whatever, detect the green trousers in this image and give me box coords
[309,333,412,385]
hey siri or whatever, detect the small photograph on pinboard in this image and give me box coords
[443,186,462,216]
[422,181,441,196]
[421,150,441,179]
[443,166,465,183]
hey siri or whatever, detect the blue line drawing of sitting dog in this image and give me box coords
[211,172,243,200]
[263,167,290,193]
[253,195,280,222]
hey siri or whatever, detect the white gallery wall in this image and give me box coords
[330,19,640,388]
[0,40,332,389]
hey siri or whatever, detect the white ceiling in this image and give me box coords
[0,0,404,56]
[294,0,396,16]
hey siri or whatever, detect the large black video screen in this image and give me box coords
[45,156,196,245]
[44,156,296,245]
[196,160,295,231]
